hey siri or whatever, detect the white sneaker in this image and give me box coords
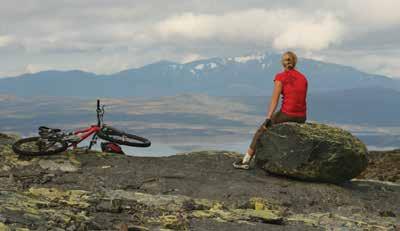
[233,153,254,170]
[242,152,252,164]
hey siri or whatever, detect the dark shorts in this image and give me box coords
[270,110,306,125]
[249,110,306,150]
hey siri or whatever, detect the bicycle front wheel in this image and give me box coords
[12,137,68,156]
[98,126,151,147]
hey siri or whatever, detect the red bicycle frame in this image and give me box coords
[69,99,104,149]
[70,125,101,148]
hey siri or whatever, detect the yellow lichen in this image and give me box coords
[254,201,265,210]
[287,213,320,226]
[1,192,44,215]
[210,202,224,211]
[294,123,367,155]
[159,213,189,230]
[191,197,283,224]
[191,210,214,218]
[28,187,90,208]
[233,209,282,222]
[193,198,213,209]
[287,212,395,230]
[249,197,282,213]
[0,189,88,229]
[2,145,35,167]
[0,222,11,231]
[160,215,178,227]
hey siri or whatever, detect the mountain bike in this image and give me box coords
[12,99,151,156]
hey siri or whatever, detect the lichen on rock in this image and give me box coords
[0,132,398,230]
[0,188,90,230]
[28,187,90,208]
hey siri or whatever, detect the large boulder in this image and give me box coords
[254,122,368,183]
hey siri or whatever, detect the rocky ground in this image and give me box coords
[0,133,399,230]
[357,149,400,183]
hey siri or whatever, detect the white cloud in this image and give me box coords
[181,53,206,63]
[93,55,130,74]
[156,9,344,51]
[302,51,326,62]
[316,49,400,79]
[345,0,400,28]
[272,14,344,51]
[351,53,400,78]
[0,1,399,78]
[157,13,217,40]
[25,64,52,74]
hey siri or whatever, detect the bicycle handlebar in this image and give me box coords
[97,99,101,126]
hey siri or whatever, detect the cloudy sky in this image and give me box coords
[1,0,399,78]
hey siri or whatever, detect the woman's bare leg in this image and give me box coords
[234,113,277,168]
[247,147,255,156]
[235,111,306,169]
[247,125,268,157]
[247,111,306,157]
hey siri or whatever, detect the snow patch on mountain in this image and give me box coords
[233,54,266,63]
[169,64,184,70]
[195,64,204,70]
[262,62,272,69]
[209,62,217,69]
[192,62,218,72]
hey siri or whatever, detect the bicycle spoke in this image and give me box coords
[42,142,63,151]
[21,142,39,152]
[13,137,68,156]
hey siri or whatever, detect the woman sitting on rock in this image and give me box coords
[234,51,308,169]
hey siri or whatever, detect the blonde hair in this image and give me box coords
[281,51,298,68]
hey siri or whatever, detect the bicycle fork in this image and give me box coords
[86,134,98,153]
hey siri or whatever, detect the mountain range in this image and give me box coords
[1,52,400,97]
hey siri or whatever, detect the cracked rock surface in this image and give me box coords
[0,133,399,230]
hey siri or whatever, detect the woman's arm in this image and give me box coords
[266,81,283,118]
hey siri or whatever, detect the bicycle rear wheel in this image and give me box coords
[12,137,68,156]
[97,126,151,147]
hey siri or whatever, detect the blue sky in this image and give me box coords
[0,0,399,78]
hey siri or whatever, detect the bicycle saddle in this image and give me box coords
[38,126,62,139]
[39,126,61,133]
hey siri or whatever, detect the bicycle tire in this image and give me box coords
[12,137,68,156]
[97,126,151,147]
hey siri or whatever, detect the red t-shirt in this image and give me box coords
[274,69,308,117]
